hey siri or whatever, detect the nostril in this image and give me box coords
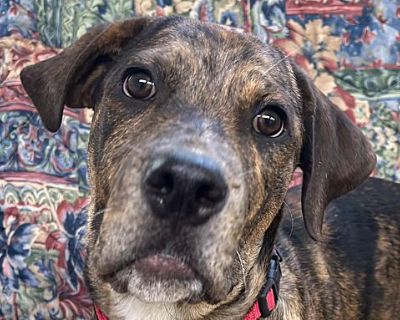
[145,170,174,196]
[144,153,229,224]
[196,183,227,207]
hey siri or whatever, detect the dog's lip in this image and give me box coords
[99,253,198,283]
[134,254,196,281]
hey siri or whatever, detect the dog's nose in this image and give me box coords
[143,153,228,225]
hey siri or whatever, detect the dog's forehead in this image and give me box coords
[132,20,283,72]
[117,20,296,108]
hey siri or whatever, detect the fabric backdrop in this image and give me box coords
[0,0,399,319]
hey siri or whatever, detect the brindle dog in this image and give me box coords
[20,16,400,320]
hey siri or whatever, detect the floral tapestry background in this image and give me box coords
[0,0,399,319]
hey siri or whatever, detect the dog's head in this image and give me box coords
[21,16,375,315]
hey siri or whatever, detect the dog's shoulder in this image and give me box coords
[283,177,400,233]
[323,177,400,268]
[277,178,400,318]
[326,177,400,232]
[281,177,400,254]
[331,177,400,213]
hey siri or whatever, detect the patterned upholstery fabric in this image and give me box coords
[0,0,398,318]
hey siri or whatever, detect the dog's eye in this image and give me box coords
[123,70,156,100]
[253,107,285,137]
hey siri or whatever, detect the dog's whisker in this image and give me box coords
[121,143,149,159]
[283,200,294,239]
[265,52,292,75]
[236,168,257,179]
[91,208,112,218]
[178,294,195,320]
[236,250,247,293]
[163,303,180,320]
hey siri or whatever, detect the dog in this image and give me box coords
[20,16,400,320]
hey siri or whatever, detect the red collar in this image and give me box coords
[244,247,282,319]
[94,249,282,320]
[94,306,108,320]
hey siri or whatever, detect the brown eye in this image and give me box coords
[123,70,156,99]
[253,108,285,137]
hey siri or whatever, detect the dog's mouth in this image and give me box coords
[134,254,197,281]
[99,252,204,303]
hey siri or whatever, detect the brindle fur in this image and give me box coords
[20,16,400,320]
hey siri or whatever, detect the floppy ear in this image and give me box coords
[20,17,151,132]
[293,64,376,240]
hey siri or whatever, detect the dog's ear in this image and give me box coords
[293,64,376,240]
[20,18,151,132]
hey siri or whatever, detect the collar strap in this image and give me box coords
[94,305,108,320]
[94,248,282,320]
[244,247,282,320]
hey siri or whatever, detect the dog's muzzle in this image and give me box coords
[91,140,247,304]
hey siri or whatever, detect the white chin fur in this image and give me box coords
[114,297,178,320]
[126,276,203,303]
[111,278,203,320]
